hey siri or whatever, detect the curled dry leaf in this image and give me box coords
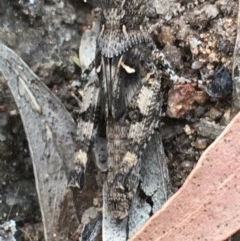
[130,112,240,241]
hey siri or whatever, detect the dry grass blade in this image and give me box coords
[0,41,78,241]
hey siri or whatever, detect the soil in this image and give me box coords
[0,0,238,240]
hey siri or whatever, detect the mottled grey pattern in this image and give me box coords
[71,0,204,221]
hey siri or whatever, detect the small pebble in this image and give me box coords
[93,198,100,207]
[189,37,201,56]
[207,107,222,121]
[220,109,231,125]
[194,91,208,105]
[181,161,194,169]
[184,124,195,135]
[191,61,203,70]
[203,5,219,19]
[167,84,196,118]
[191,138,208,150]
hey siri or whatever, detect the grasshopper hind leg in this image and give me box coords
[67,80,100,189]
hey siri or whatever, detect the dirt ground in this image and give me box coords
[0,0,239,240]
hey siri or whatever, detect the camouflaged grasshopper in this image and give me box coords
[68,0,194,220]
